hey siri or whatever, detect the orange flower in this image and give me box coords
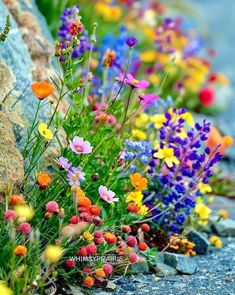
[89,205,101,216]
[84,276,94,288]
[37,172,51,189]
[77,187,86,198]
[78,196,92,208]
[14,245,27,256]
[104,232,117,244]
[31,81,55,100]
[127,202,140,214]
[218,209,229,220]
[130,173,147,190]
[206,126,234,156]
[95,268,106,278]
[10,195,22,206]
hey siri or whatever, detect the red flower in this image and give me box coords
[199,87,215,107]
[69,21,83,35]
[141,223,150,232]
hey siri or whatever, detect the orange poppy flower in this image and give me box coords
[37,172,51,189]
[31,81,55,100]
[130,173,147,190]
[10,194,22,206]
[14,245,27,256]
[77,196,92,208]
[206,125,234,156]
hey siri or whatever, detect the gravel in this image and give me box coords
[94,238,235,295]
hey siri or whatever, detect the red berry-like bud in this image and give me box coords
[199,87,215,107]
[65,259,76,268]
[86,244,97,255]
[90,205,101,216]
[94,230,103,238]
[103,263,113,275]
[94,237,104,244]
[126,235,137,247]
[70,215,80,224]
[138,241,148,251]
[123,225,131,233]
[141,223,150,232]
[129,253,138,264]
[77,246,87,257]
[83,267,92,273]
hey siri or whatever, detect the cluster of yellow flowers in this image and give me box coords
[95,0,122,22]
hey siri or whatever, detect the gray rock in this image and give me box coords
[155,262,177,277]
[164,252,197,275]
[122,283,137,292]
[131,261,149,274]
[187,230,210,255]
[213,218,235,237]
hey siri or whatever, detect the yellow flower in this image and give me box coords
[83,231,93,241]
[181,112,194,128]
[218,209,229,220]
[195,203,212,220]
[38,123,53,140]
[177,128,187,139]
[0,281,12,295]
[210,236,223,248]
[15,205,34,221]
[150,114,166,129]
[44,245,63,264]
[132,129,147,140]
[140,50,157,63]
[149,74,160,85]
[197,182,212,194]
[138,205,149,215]
[207,196,214,204]
[126,191,143,205]
[154,147,180,168]
[135,113,149,128]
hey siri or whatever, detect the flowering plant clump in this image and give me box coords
[0,2,234,294]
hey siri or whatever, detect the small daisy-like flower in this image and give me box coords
[119,73,149,90]
[67,166,86,186]
[31,81,55,100]
[98,185,119,203]
[154,147,180,168]
[38,123,53,140]
[70,136,92,154]
[55,157,72,171]
[130,173,148,191]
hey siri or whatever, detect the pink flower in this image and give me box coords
[139,93,159,109]
[18,222,31,235]
[98,185,119,203]
[103,263,113,275]
[4,210,17,222]
[119,73,150,90]
[46,201,59,213]
[70,136,92,154]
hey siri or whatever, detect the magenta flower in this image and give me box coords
[139,93,159,109]
[70,136,92,154]
[55,157,72,171]
[4,210,17,222]
[98,185,119,203]
[67,166,86,186]
[46,201,59,213]
[18,222,31,235]
[119,73,150,90]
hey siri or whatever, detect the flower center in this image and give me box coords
[76,146,82,152]
[103,195,109,200]
[132,79,139,84]
[73,172,80,182]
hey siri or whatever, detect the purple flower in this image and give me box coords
[70,136,92,154]
[139,93,159,109]
[125,36,138,47]
[98,185,119,203]
[119,73,149,90]
[67,166,85,186]
[55,157,72,171]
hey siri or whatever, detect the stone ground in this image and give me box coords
[93,238,235,295]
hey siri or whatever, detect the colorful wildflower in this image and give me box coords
[14,245,27,256]
[154,147,180,168]
[130,173,148,190]
[38,123,53,140]
[31,81,55,99]
[119,73,150,90]
[125,36,138,47]
[98,185,119,203]
[55,157,72,170]
[37,172,51,189]
[70,136,92,154]
[210,236,223,248]
[44,245,63,264]
[67,166,86,186]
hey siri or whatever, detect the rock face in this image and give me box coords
[0,0,55,190]
[187,230,210,255]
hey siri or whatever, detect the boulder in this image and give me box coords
[164,252,197,275]
[212,218,235,237]
[155,262,178,277]
[187,230,210,255]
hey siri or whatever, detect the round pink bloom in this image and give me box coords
[70,136,92,154]
[103,264,113,275]
[126,235,138,247]
[65,259,76,268]
[46,201,59,213]
[94,230,103,238]
[139,93,159,109]
[98,185,119,203]
[18,222,31,235]
[129,253,138,264]
[4,210,17,222]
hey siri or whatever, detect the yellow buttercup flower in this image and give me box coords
[0,281,12,295]
[150,114,166,129]
[149,74,160,85]
[38,123,53,140]
[181,112,194,127]
[138,204,149,215]
[177,128,187,139]
[197,182,212,194]
[83,231,93,241]
[140,50,157,63]
[15,205,34,221]
[126,191,143,205]
[135,113,149,128]
[132,129,147,140]
[154,147,180,168]
[44,245,63,264]
[210,236,223,248]
[195,203,212,220]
